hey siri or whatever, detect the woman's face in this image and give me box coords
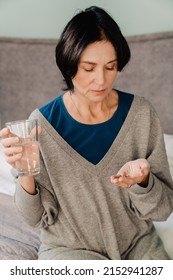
[72,40,118,101]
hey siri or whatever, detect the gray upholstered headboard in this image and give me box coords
[116,31,173,134]
[0,31,173,133]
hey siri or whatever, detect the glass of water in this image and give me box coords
[6,119,40,176]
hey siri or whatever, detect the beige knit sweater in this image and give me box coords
[15,95,173,259]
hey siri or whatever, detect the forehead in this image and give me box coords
[79,40,116,62]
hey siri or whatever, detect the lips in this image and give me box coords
[92,89,105,93]
[92,89,104,91]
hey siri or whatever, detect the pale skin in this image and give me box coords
[0,40,150,193]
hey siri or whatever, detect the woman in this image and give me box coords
[0,6,173,260]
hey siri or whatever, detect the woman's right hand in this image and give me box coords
[0,127,22,168]
[0,126,42,168]
[0,126,42,195]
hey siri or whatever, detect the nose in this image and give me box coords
[94,68,105,85]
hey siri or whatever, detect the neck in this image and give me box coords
[66,90,118,124]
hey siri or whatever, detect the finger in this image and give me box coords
[1,137,19,148]
[110,174,129,183]
[111,175,134,188]
[6,153,22,165]
[4,146,23,156]
[0,128,10,139]
[110,174,122,180]
[118,174,146,188]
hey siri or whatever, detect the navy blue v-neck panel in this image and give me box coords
[39,90,134,164]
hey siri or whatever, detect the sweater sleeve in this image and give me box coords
[128,103,173,221]
[14,111,59,228]
[14,153,59,228]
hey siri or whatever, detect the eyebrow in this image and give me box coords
[80,59,117,65]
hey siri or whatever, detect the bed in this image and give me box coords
[0,31,173,259]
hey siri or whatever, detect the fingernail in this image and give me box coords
[14,137,19,142]
[111,175,122,179]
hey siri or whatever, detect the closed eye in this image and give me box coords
[84,65,116,72]
[106,67,116,71]
[106,63,117,71]
[84,68,94,72]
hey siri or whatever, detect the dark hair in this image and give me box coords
[55,6,131,91]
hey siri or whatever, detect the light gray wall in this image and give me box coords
[0,0,173,39]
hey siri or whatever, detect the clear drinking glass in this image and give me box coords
[6,119,40,176]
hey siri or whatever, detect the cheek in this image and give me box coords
[107,71,118,84]
[73,73,92,88]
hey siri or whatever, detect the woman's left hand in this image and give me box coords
[110,159,150,188]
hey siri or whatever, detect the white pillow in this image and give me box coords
[153,134,173,259]
[0,141,16,195]
[164,134,173,178]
